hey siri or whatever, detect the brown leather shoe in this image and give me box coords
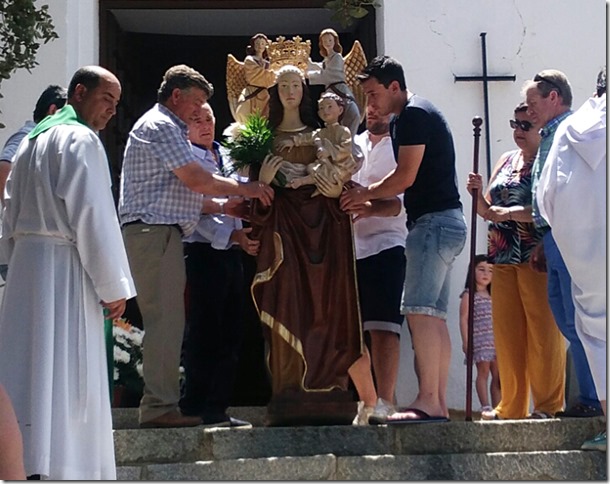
[139,409,202,429]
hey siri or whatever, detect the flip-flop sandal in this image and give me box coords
[385,408,449,424]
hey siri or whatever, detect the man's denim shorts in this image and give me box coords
[401,208,467,320]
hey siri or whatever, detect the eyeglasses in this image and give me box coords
[534,73,563,95]
[509,119,533,132]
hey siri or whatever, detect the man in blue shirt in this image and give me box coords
[0,85,67,281]
[180,102,257,428]
[524,69,602,418]
[342,55,466,423]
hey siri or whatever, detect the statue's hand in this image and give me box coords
[313,170,343,199]
[276,139,294,152]
[259,154,283,184]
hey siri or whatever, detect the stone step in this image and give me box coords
[114,414,605,464]
[116,450,606,480]
[112,408,607,480]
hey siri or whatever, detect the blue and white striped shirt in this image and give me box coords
[183,142,243,249]
[119,103,202,236]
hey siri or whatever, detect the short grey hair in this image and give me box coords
[157,64,214,103]
[521,69,572,108]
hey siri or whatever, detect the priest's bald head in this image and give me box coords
[67,66,121,131]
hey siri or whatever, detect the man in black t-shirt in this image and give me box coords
[341,55,467,423]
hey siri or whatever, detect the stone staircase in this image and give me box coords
[113,407,607,480]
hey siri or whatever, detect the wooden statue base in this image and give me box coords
[265,389,358,426]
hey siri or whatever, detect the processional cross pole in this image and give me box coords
[465,116,482,422]
[455,32,516,179]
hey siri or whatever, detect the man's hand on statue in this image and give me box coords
[224,197,250,220]
[313,170,343,198]
[241,180,274,206]
[102,298,127,320]
[344,200,374,222]
[340,185,369,210]
[232,227,260,256]
[343,180,362,190]
[259,154,283,185]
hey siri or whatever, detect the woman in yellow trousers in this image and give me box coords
[466,102,565,419]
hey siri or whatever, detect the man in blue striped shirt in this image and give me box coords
[180,102,257,428]
[119,65,273,429]
[524,69,602,419]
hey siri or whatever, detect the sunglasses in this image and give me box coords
[509,119,533,132]
[534,73,563,95]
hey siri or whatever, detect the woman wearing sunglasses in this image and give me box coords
[466,102,566,420]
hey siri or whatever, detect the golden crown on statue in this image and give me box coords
[267,35,311,73]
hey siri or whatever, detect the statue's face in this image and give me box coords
[277,72,303,110]
[321,33,335,54]
[318,98,342,124]
[254,37,267,56]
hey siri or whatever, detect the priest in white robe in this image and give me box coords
[536,80,606,408]
[0,66,135,480]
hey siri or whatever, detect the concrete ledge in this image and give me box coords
[143,454,336,480]
[114,417,606,464]
[117,450,606,480]
[336,451,607,480]
[393,418,606,454]
[116,465,144,480]
[201,425,394,460]
[114,427,204,464]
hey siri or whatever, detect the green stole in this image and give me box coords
[28,104,88,139]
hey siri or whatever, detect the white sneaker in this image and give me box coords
[352,401,375,425]
[481,408,501,420]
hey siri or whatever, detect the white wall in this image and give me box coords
[0,0,97,143]
[381,0,606,410]
[0,0,605,412]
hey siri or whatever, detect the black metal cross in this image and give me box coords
[455,32,516,179]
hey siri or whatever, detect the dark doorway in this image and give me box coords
[99,0,377,406]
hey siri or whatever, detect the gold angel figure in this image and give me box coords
[306,28,368,136]
[226,33,276,123]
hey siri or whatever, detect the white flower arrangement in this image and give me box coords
[113,318,144,395]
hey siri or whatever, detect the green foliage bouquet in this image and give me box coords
[222,112,274,177]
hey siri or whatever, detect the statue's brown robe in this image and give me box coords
[250,130,364,396]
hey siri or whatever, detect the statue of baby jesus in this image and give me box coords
[277,92,360,197]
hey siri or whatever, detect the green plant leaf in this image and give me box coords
[222,112,275,175]
[348,6,369,18]
[0,0,58,123]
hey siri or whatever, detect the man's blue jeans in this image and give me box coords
[543,230,600,408]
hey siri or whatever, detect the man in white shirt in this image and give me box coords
[342,104,407,421]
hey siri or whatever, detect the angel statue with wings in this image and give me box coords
[306,28,367,136]
[227,33,277,123]
[226,32,367,132]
